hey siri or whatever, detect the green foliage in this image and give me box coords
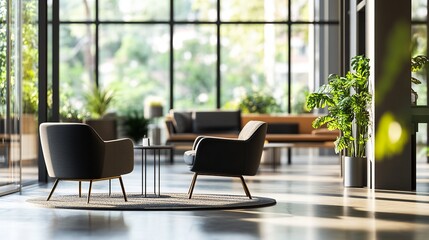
[410,55,429,103]
[411,55,429,73]
[411,55,429,85]
[292,86,311,114]
[84,85,114,119]
[60,100,85,122]
[56,1,290,113]
[220,24,278,108]
[0,1,38,114]
[306,55,371,157]
[122,110,150,143]
[89,25,169,114]
[239,89,281,114]
[0,1,6,112]
[22,0,39,114]
[173,28,216,109]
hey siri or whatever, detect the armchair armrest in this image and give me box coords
[103,138,134,176]
[193,136,205,150]
[193,135,237,150]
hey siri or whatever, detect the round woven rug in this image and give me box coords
[27,193,276,211]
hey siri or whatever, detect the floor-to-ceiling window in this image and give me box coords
[411,0,429,166]
[412,0,428,105]
[52,0,340,120]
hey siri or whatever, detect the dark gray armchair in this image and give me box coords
[183,121,267,199]
[39,123,134,203]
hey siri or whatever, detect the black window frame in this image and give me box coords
[47,0,340,114]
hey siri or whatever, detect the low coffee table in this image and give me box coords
[134,145,174,197]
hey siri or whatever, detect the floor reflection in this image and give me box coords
[51,212,128,238]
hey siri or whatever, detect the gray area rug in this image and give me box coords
[27,193,276,211]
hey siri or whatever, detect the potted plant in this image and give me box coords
[84,85,114,119]
[144,97,164,120]
[306,55,371,187]
[238,89,281,114]
[123,109,150,144]
[83,85,117,140]
[411,55,429,105]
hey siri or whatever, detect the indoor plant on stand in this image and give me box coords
[306,55,371,187]
[123,109,150,145]
[411,55,429,105]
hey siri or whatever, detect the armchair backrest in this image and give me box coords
[239,121,266,140]
[39,123,105,179]
[239,121,267,175]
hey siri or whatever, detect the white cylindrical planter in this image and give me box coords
[148,125,161,145]
[145,105,163,119]
[344,156,366,187]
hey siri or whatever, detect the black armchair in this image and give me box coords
[183,121,267,199]
[39,123,134,203]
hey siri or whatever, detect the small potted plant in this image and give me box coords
[411,55,429,105]
[144,97,164,119]
[144,97,165,145]
[306,55,372,187]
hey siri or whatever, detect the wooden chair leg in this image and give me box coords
[239,176,252,199]
[187,173,196,195]
[118,176,128,202]
[188,173,198,199]
[47,179,60,201]
[79,181,82,198]
[87,180,93,204]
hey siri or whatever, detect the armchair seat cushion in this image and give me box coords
[184,150,196,166]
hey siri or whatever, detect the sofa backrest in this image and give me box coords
[241,114,321,134]
[193,110,241,133]
[168,110,241,134]
[172,111,193,133]
[266,122,299,134]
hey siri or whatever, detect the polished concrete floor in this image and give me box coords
[1,150,429,240]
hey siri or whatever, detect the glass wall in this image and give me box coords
[54,0,340,119]
[0,0,38,195]
[1,0,23,195]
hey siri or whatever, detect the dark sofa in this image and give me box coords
[166,111,338,145]
[165,110,242,146]
[165,110,339,164]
